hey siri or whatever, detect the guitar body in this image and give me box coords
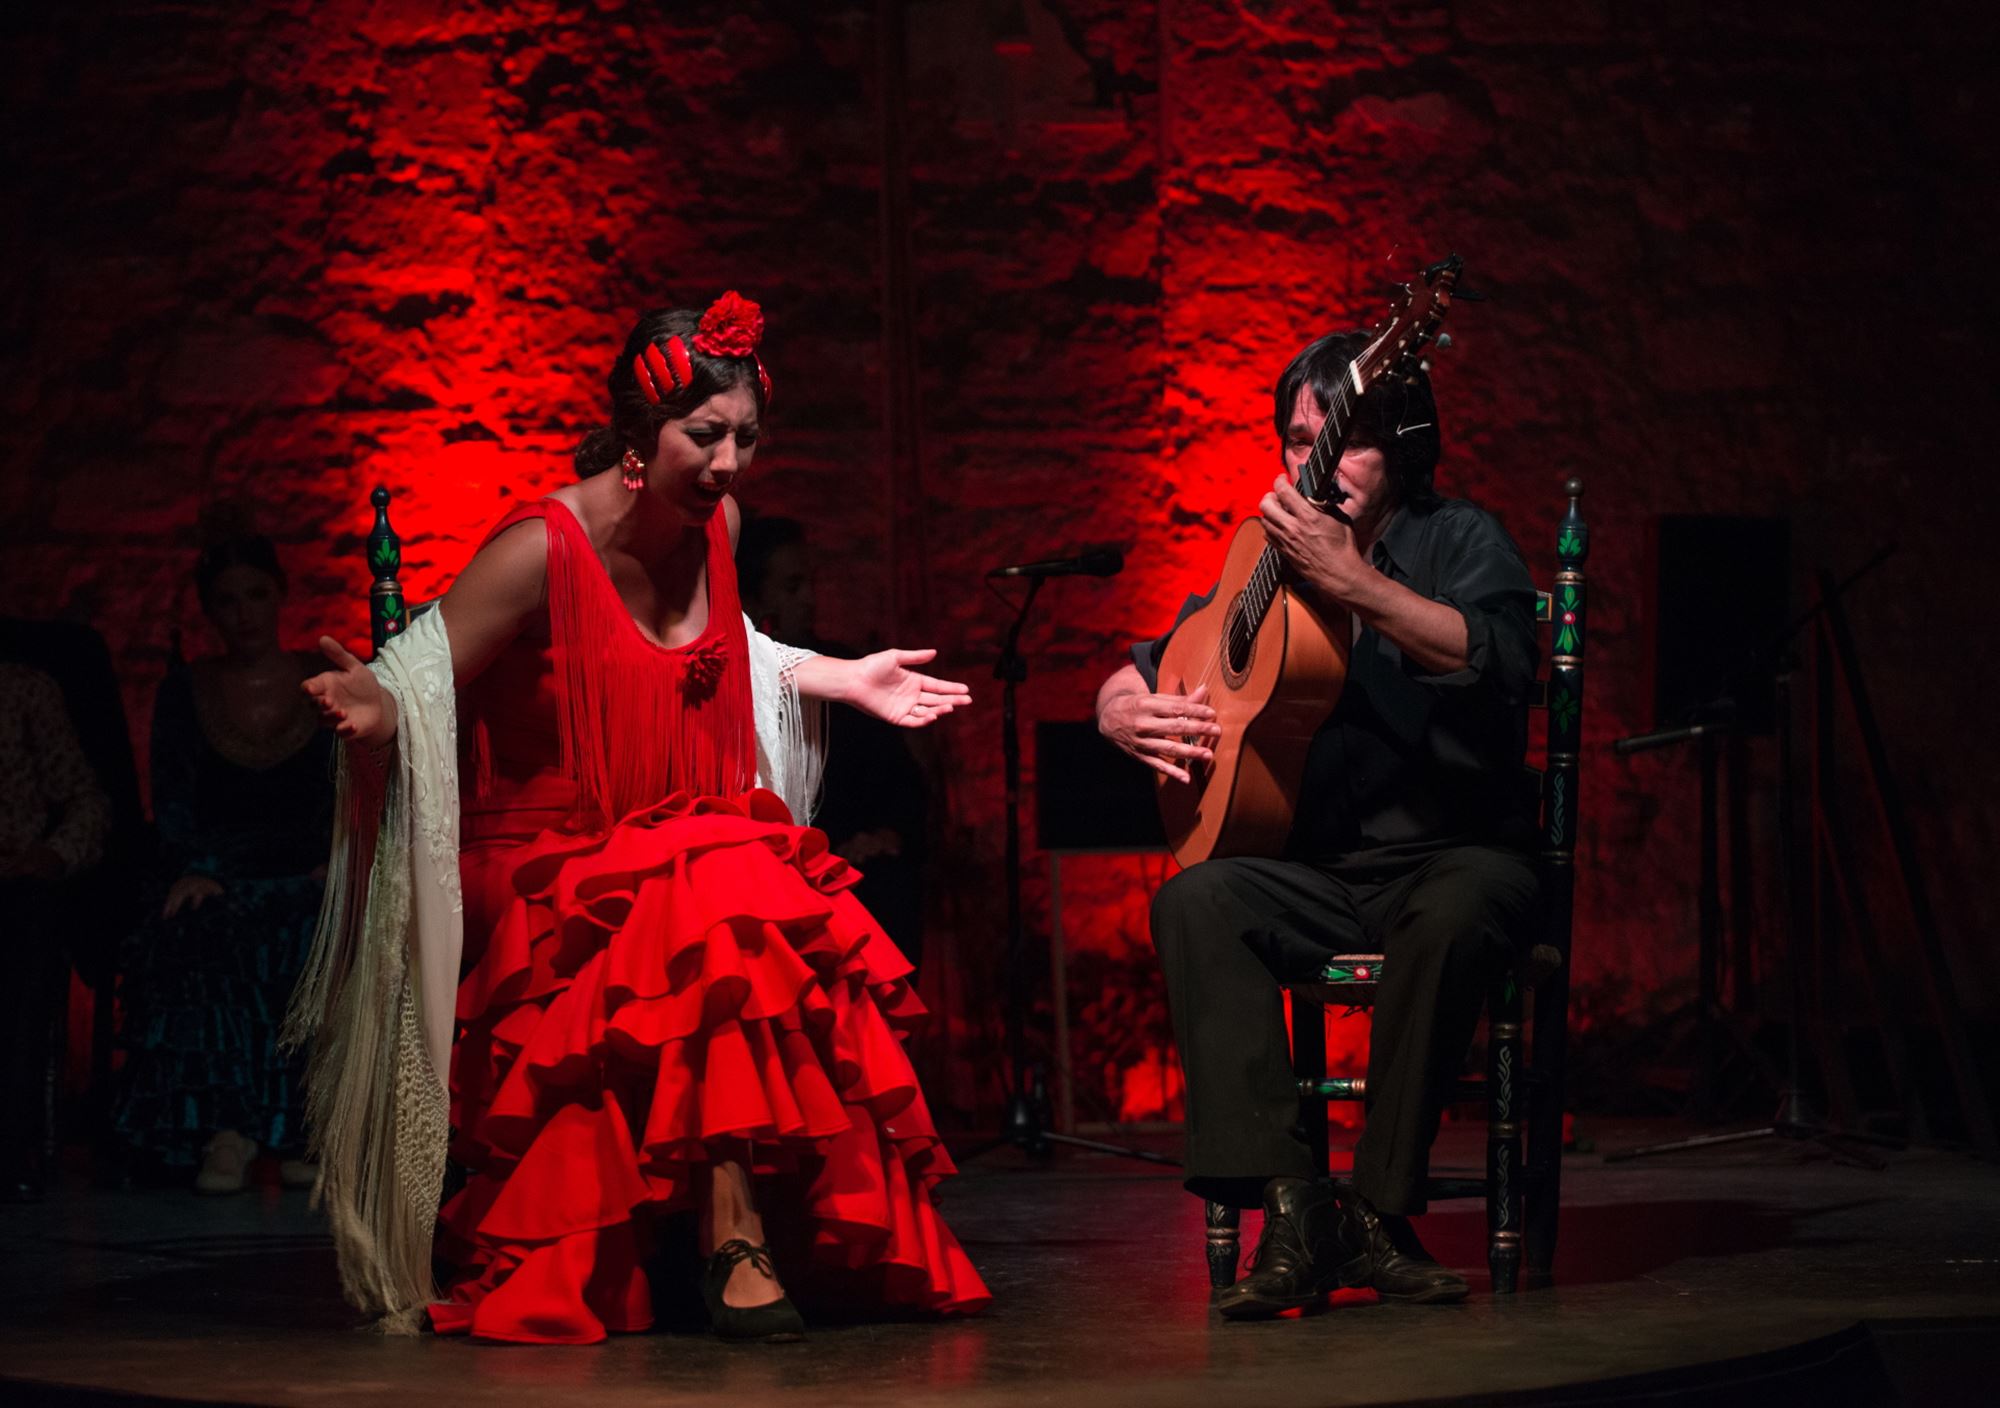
[1146,250,1462,869]
[1155,517,1349,869]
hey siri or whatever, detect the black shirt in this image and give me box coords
[1131,497,1539,861]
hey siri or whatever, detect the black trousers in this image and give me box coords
[1151,844,1539,1216]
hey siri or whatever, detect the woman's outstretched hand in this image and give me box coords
[846,648,972,729]
[302,636,396,745]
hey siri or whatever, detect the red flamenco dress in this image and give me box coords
[428,500,988,1343]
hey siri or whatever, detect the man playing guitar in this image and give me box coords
[1094,330,1540,1316]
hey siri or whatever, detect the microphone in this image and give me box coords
[1608,728,1720,760]
[986,548,1125,579]
[1613,701,1739,755]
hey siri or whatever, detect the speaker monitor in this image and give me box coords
[1654,515,1790,735]
[1035,721,1166,852]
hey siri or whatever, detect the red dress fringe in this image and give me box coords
[433,501,988,1343]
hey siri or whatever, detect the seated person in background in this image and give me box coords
[0,659,111,1201]
[2,600,147,971]
[114,524,334,1194]
[3,595,150,1157]
[737,514,932,974]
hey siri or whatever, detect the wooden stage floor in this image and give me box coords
[2,1121,1995,1406]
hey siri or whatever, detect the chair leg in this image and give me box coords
[1292,994,1329,1173]
[1525,952,1572,1279]
[1487,975,1524,1294]
[1205,1201,1241,1288]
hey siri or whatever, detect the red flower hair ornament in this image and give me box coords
[692,291,764,357]
[632,290,774,407]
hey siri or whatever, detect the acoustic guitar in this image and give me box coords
[1155,256,1465,868]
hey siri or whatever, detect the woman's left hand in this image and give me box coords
[847,649,973,728]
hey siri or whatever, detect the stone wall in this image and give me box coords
[6,0,1995,1123]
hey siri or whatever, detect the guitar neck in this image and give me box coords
[1299,370,1361,505]
[1239,372,1363,633]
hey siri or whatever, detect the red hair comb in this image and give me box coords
[632,293,773,406]
[634,337,695,405]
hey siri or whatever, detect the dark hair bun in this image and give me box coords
[573,426,624,478]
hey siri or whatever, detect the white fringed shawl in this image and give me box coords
[284,605,822,1332]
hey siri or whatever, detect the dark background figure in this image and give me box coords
[1,597,151,1165]
[0,658,111,1201]
[112,524,334,1193]
[737,515,932,975]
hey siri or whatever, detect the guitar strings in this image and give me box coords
[1185,374,1355,697]
[1173,374,1359,761]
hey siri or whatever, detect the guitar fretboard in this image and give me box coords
[1226,371,1363,669]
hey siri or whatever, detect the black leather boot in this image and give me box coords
[1331,1189,1470,1304]
[1214,1176,1347,1320]
[701,1239,806,1342]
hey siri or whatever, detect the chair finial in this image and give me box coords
[367,488,407,655]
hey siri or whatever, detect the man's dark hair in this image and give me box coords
[1273,331,1443,509]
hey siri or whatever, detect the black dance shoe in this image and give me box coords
[1331,1190,1470,1304]
[701,1239,806,1342]
[1214,1176,1348,1320]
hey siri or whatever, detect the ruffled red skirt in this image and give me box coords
[429,787,989,1343]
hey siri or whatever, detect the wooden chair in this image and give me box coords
[366,487,409,654]
[1203,477,1590,1296]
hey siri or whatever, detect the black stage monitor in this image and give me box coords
[1035,721,1167,851]
[1655,515,1790,736]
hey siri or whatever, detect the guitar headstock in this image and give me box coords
[1351,254,1463,392]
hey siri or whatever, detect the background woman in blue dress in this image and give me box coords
[115,527,334,1193]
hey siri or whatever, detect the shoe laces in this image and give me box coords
[1248,1204,1308,1273]
[712,1238,779,1280]
[1343,1193,1426,1263]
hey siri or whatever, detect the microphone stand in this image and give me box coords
[1603,702,1791,1130]
[956,575,1177,1167]
[1607,551,1907,1167]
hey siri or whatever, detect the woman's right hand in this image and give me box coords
[302,636,395,745]
[163,873,225,918]
[1097,683,1221,785]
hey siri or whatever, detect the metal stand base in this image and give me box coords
[956,1064,1179,1167]
[1607,1091,1900,1171]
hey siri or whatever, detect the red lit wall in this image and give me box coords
[5,1,1997,1124]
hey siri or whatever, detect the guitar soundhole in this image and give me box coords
[1222,599,1255,687]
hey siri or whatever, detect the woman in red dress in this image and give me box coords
[301,295,987,1342]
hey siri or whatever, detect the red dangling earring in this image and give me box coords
[620,448,646,492]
